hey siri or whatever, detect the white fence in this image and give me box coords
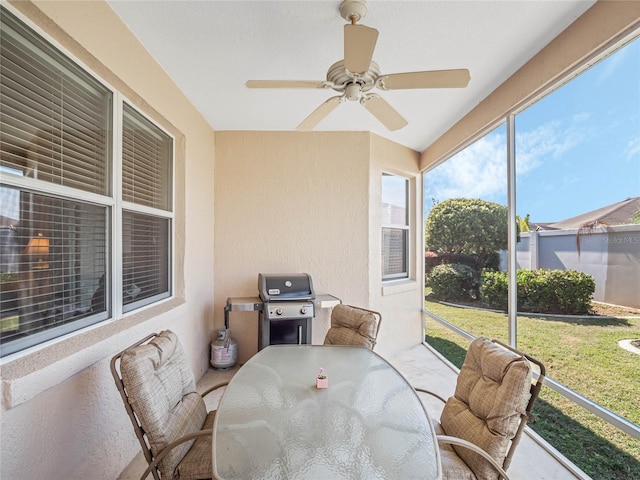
[512,225,640,309]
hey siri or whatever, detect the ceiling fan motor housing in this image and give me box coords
[340,0,368,23]
[327,60,380,98]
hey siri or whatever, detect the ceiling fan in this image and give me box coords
[246,0,470,132]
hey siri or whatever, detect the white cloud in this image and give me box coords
[572,112,591,123]
[516,119,585,168]
[625,135,640,161]
[424,116,589,208]
[424,131,508,205]
[595,46,629,85]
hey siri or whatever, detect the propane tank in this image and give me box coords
[210,328,237,369]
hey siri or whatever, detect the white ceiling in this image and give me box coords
[107,0,595,153]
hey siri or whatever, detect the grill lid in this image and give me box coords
[258,273,315,302]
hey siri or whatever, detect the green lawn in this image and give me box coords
[424,298,640,480]
[0,315,19,332]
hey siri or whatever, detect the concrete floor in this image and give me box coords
[118,343,591,480]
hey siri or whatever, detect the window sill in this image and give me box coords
[381,279,418,296]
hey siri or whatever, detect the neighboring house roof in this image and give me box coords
[531,197,640,231]
[0,215,18,229]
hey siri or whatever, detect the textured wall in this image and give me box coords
[213,131,423,362]
[1,1,216,478]
[214,131,371,363]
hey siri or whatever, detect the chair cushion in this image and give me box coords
[440,337,532,480]
[175,410,216,480]
[323,304,379,349]
[120,330,208,480]
[433,422,478,480]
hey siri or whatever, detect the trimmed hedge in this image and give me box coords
[424,251,481,276]
[480,269,595,315]
[427,263,479,302]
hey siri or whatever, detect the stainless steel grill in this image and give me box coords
[257,273,315,350]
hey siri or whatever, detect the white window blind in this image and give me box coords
[0,8,111,195]
[121,104,172,312]
[0,7,173,356]
[122,104,171,211]
[122,211,170,311]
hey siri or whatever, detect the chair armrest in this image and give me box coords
[201,381,229,399]
[141,429,213,480]
[414,387,447,404]
[436,435,511,480]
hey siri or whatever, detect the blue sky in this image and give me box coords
[424,36,640,224]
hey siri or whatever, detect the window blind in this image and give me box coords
[122,104,172,210]
[0,188,108,355]
[0,7,173,356]
[0,8,112,355]
[121,104,172,311]
[122,211,170,311]
[382,228,408,277]
[0,8,112,195]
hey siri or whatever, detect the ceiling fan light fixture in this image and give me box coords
[344,83,362,101]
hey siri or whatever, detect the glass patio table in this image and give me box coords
[212,345,441,479]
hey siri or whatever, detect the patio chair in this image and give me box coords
[323,304,382,350]
[416,337,545,480]
[110,330,228,480]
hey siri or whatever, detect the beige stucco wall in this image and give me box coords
[0,3,424,477]
[213,131,422,363]
[1,0,636,478]
[368,135,424,357]
[1,1,217,478]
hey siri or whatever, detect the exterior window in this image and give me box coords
[423,34,640,478]
[0,7,173,356]
[121,104,172,313]
[382,173,409,280]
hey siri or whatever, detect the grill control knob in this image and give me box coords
[300,306,308,315]
[276,308,283,316]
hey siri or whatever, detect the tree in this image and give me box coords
[425,198,508,267]
[517,213,530,233]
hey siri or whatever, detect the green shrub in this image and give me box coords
[427,263,479,302]
[0,272,17,283]
[480,270,508,309]
[424,251,481,276]
[424,198,507,268]
[480,269,595,314]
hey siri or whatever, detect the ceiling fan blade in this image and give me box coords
[246,80,326,89]
[344,24,379,74]
[361,94,407,131]
[297,96,342,131]
[380,69,471,90]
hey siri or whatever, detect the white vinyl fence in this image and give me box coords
[510,225,640,309]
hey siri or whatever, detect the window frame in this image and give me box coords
[0,6,175,358]
[381,172,410,281]
[422,26,640,444]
